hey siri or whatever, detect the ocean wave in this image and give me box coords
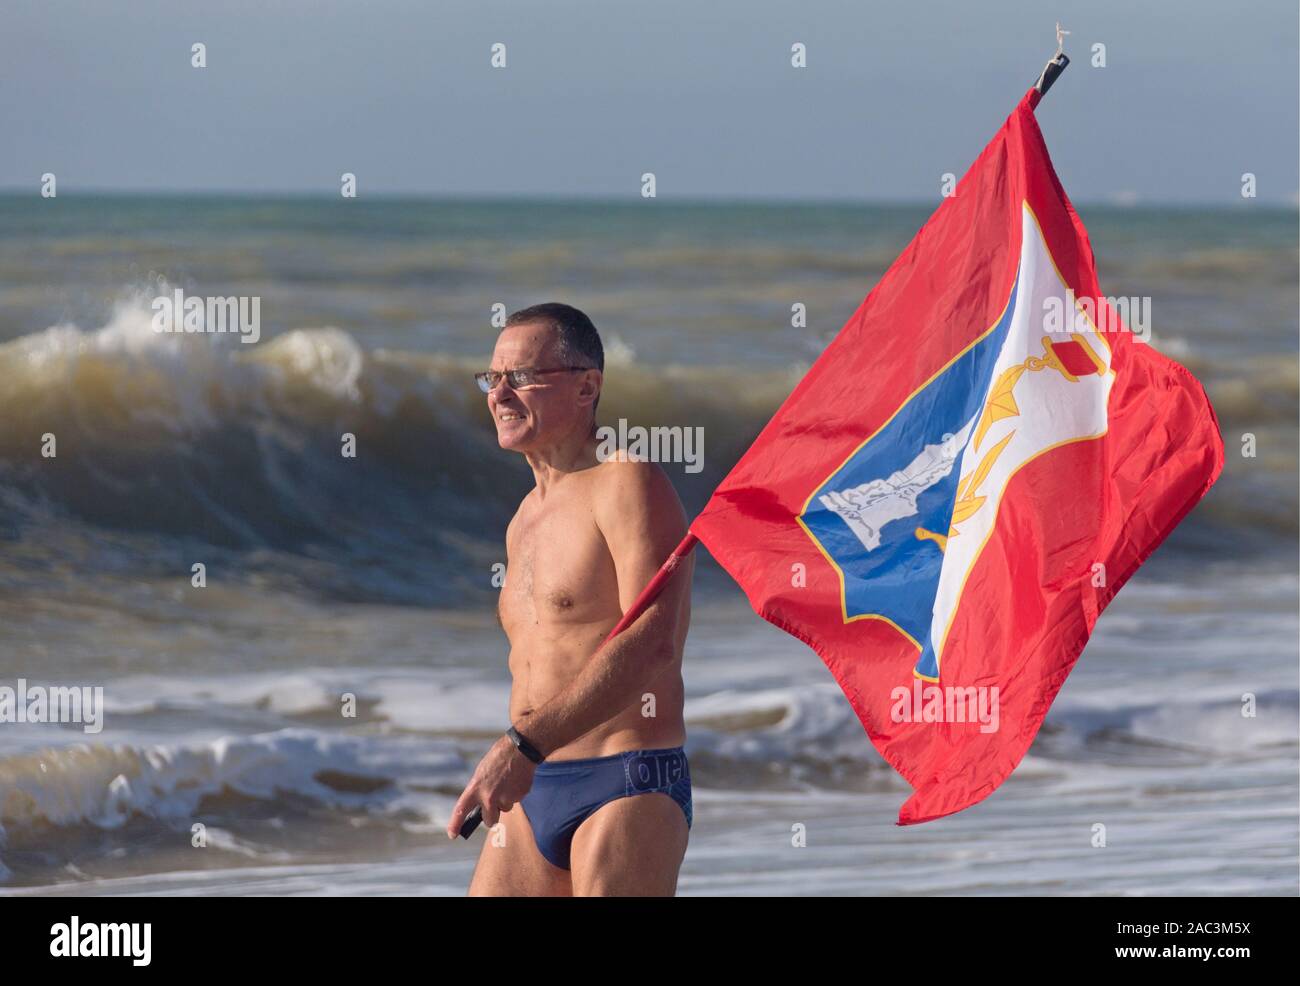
[0,728,462,842]
[0,728,466,882]
[0,293,1291,599]
[0,295,790,561]
[2,678,1291,880]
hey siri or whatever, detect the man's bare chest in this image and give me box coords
[499,494,619,629]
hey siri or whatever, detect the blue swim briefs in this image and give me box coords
[518,745,692,871]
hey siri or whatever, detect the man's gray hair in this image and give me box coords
[505,302,604,418]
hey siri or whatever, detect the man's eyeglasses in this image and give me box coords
[474,366,590,394]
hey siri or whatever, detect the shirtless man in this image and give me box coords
[445,302,694,896]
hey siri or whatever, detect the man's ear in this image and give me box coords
[578,368,602,408]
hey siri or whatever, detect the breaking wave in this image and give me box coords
[0,293,1291,606]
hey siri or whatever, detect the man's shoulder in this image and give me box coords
[594,454,674,496]
[592,456,685,529]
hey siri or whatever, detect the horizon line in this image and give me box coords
[0,188,1295,211]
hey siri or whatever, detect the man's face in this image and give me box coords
[486,322,598,452]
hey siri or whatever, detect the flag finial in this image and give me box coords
[1033,24,1071,98]
[1054,22,1071,59]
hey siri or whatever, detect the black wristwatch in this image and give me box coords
[506,725,545,764]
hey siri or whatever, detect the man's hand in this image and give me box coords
[446,734,537,839]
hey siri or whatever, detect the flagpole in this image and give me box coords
[595,531,699,646]
[601,28,1070,650]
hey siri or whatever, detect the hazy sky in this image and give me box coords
[3,0,1297,204]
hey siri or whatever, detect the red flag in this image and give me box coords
[688,82,1224,824]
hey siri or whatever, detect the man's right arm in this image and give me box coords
[502,460,691,759]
